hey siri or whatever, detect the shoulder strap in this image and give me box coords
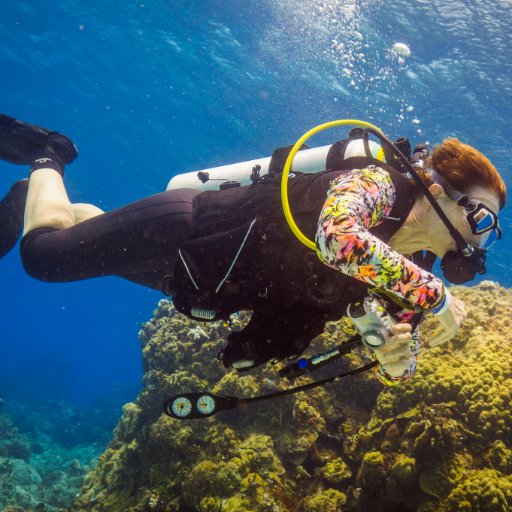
[268,143,310,175]
[369,165,417,241]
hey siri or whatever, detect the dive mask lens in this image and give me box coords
[470,205,497,234]
[470,207,501,249]
[480,225,501,249]
[462,199,499,234]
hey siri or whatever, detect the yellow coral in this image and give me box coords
[320,457,352,484]
[240,472,266,499]
[199,496,222,512]
[442,469,512,512]
[358,451,387,490]
[302,488,347,512]
[390,454,416,486]
[486,440,512,473]
[115,402,141,441]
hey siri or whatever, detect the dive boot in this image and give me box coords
[0,179,29,259]
[0,114,77,167]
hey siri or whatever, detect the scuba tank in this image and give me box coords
[166,130,392,192]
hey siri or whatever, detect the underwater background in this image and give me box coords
[0,0,511,510]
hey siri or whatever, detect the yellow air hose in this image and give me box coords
[280,119,385,251]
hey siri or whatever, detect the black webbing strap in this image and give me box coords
[268,144,310,175]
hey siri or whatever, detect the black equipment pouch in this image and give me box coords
[172,218,265,319]
[170,179,290,320]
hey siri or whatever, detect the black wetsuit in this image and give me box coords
[19,166,421,362]
[21,188,200,290]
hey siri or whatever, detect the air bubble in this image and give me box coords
[390,42,411,57]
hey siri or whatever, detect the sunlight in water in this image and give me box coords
[264,0,418,127]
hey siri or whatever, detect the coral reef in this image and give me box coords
[0,411,31,461]
[0,399,113,512]
[63,282,512,511]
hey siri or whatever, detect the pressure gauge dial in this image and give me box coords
[170,397,193,418]
[197,395,216,415]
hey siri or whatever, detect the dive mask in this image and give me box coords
[457,195,502,249]
[440,190,500,283]
[441,194,501,284]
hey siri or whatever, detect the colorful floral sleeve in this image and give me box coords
[315,165,444,310]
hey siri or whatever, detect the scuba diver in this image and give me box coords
[0,113,506,386]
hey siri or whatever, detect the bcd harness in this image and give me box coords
[165,128,423,335]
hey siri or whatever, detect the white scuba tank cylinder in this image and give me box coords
[166,139,385,191]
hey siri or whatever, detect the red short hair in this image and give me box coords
[430,138,506,209]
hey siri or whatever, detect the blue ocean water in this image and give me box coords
[0,0,510,416]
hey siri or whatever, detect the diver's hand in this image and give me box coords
[429,291,467,347]
[373,323,413,378]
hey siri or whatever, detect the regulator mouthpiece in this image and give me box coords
[440,247,486,284]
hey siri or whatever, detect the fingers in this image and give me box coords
[375,344,412,377]
[372,323,413,378]
[382,323,412,348]
[390,322,412,335]
[450,296,467,319]
[389,331,412,344]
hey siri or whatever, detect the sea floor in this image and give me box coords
[0,397,119,512]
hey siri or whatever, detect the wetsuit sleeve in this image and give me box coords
[315,166,444,310]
